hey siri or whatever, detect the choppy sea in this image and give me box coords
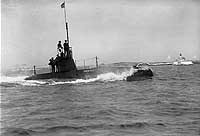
[1,64,200,136]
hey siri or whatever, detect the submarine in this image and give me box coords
[25,2,100,80]
[126,63,153,81]
[25,2,154,81]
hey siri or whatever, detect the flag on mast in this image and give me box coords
[61,2,65,8]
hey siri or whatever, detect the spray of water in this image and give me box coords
[0,68,135,86]
[0,76,48,86]
[50,68,136,85]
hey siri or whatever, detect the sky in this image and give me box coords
[1,0,200,70]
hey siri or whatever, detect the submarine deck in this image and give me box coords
[25,68,99,80]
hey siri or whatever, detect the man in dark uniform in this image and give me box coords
[48,57,55,73]
[63,40,69,57]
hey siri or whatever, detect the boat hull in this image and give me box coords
[173,61,193,65]
[126,69,153,81]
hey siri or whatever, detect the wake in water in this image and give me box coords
[2,121,166,136]
[0,68,136,86]
[0,76,48,87]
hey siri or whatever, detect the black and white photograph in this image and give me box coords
[1,0,200,135]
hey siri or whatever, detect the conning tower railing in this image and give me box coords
[75,56,98,70]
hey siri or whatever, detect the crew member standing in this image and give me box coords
[57,41,63,56]
[48,57,55,73]
[63,40,69,57]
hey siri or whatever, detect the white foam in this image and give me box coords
[51,68,135,85]
[0,76,27,83]
[0,68,135,86]
[0,76,47,86]
[49,78,97,85]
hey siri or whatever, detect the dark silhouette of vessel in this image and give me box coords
[126,63,153,81]
[25,2,99,80]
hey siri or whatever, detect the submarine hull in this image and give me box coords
[25,68,98,80]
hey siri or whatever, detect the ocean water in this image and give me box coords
[1,65,200,136]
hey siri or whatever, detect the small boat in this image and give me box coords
[126,63,153,81]
[173,53,193,66]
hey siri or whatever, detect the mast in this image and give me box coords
[96,56,98,68]
[61,1,70,45]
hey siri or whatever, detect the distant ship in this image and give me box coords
[173,53,193,65]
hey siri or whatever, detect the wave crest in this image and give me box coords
[0,76,48,87]
[0,68,135,86]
